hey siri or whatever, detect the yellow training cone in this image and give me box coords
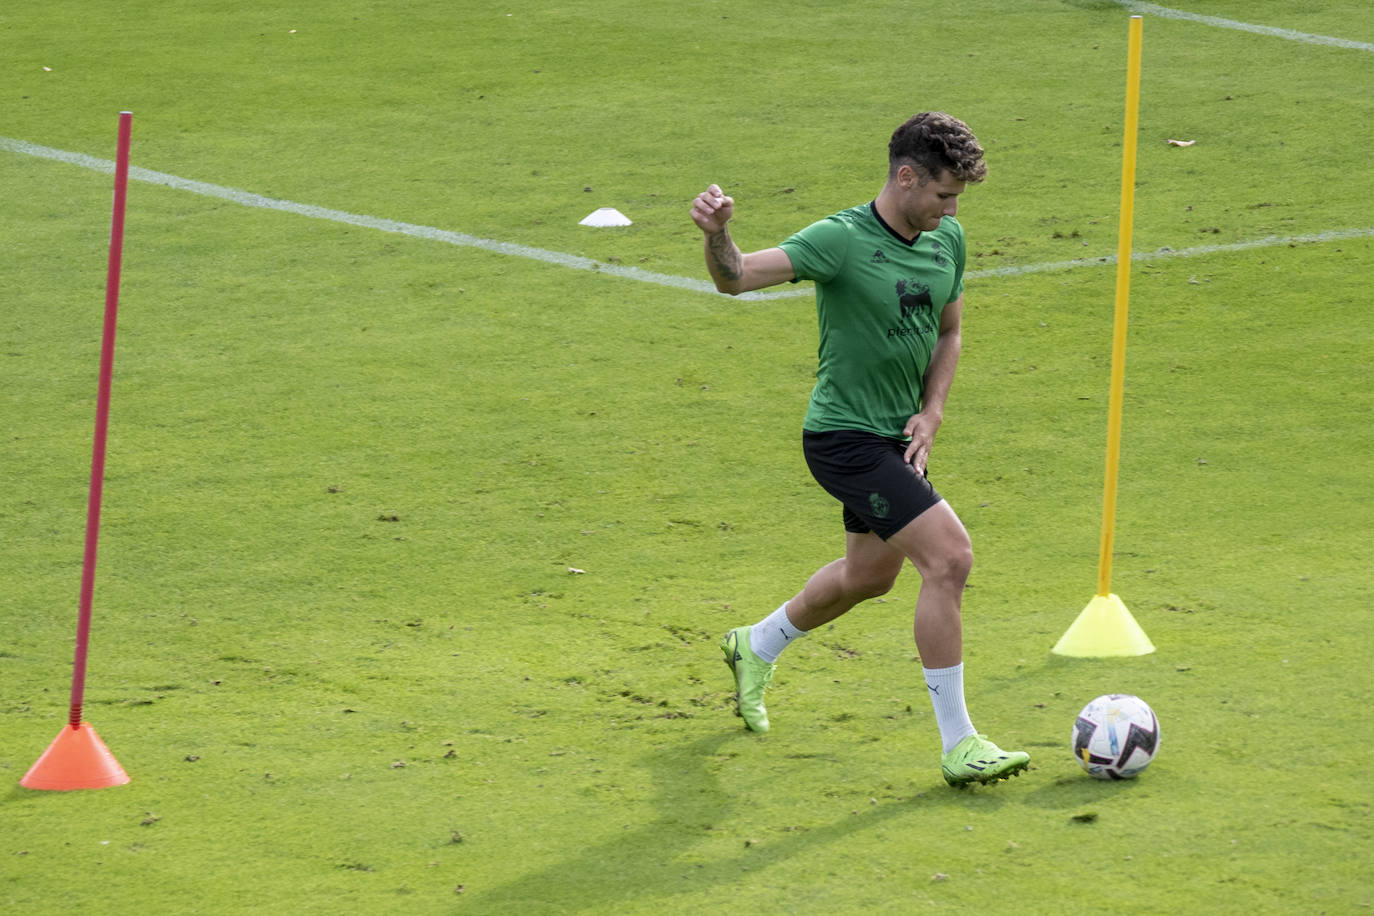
[1052,593,1155,657]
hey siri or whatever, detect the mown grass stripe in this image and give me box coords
[4,135,1371,302]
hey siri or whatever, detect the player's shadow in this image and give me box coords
[459,729,1004,914]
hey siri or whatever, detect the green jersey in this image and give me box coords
[779,203,966,438]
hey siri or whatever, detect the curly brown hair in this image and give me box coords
[888,112,988,184]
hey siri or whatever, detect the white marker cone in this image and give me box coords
[579,207,632,227]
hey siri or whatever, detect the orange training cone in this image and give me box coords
[20,723,130,791]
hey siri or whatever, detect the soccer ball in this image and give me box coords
[1072,694,1160,780]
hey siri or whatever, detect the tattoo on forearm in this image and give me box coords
[707,230,742,281]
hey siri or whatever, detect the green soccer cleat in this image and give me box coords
[720,626,775,733]
[940,734,1030,787]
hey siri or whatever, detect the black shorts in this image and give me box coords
[802,429,943,540]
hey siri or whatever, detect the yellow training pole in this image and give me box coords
[1098,14,1143,598]
[1054,15,1155,657]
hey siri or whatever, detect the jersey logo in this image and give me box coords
[928,239,947,267]
[896,278,933,321]
[889,278,939,339]
[870,249,891,263]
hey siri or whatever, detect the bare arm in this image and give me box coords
[691,184,795,294]
[903,295,964,473]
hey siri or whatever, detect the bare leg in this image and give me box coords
[784,531,906,631]
[885,500,973,669]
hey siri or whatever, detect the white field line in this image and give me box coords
[0,137,722,296]
[1113,1,1374,53]
[3,135,1371,301]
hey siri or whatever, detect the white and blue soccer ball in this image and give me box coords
[1072,694,1160,780]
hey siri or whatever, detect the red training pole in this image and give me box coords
[68,111,132,728]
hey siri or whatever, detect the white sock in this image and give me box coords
[923,663,977,753]
[748,602,807,663]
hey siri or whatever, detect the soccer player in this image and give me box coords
[690,112,1029,787]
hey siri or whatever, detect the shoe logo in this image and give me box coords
[724,632,742,666]
[871,249,890,263]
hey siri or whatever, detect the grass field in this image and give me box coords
[3,1,1372,913]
